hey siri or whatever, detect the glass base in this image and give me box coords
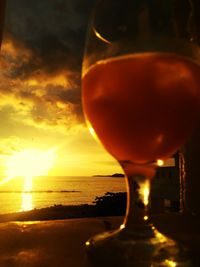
[86,223,192,267]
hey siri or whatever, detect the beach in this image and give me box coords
[0,191,127,223]
[0,176,126,214]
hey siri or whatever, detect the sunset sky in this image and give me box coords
[0,0,122,176]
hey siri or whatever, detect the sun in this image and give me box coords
[1,148,56,212]
[5,148,56,179]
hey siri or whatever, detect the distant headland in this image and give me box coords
[93,173,125,178]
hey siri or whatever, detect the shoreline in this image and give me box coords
[0,192,127,223]
[0,204,96,223]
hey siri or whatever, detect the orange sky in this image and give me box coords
[0,1,175,178]
[0,32,121,176]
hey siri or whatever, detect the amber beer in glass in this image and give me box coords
[83,52,200,163]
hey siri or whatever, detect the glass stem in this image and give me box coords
[120,161,156,228]
[175,151,186,213]
[124,174,150,227]
[179,151,186,213]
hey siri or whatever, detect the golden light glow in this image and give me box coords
[21,175,33,211]
[164,259,177,267]
[139,180,150,206]
[87,121,100,143]
[85,241,90,246]
[0,176,14,186]
[2,148,56,211]
[26,79,38,86]
[21,191,33,211]
[6,148,56,178]
[143,183,150,206]
[157,159,164,166]
[28,73,68,87]
[45,73,68,87]
[88,126,96,137]
[0,33,125,178]
[24,175,32,192]
[153,229,168,243]
[120,224,125,229]
[144,216,148,221]
[93,27,111,44]
[151,227,177,257]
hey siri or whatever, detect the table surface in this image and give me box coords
[0,214,199,267]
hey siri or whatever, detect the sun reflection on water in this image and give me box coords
[21,192,33,211]
[1,148,56,212]
[21,175,33,211]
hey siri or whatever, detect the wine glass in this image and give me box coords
[82,0,200,266]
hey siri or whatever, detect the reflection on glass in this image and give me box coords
[139,180,150,206]
[93,27,111,45]
[143,215,148,221]
[152,228,169,244]
[157,159,164,167]
[164,259,177,267]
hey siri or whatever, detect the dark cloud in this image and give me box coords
[44,84,83,121]
[6,34,78,80]
[0,0,96,127]
[5,0,94,75]
[45,85,80,105]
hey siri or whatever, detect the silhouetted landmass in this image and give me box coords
[111,173,125,177]
[93,173,125,177]
[93,192,126,216]
[0,192,127,223]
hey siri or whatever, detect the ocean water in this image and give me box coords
[0,176,126,214]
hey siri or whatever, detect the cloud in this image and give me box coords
[0,34,82,131]
[0,0,95,132]
[0,136,20,156]
[5,0,94,75]
[0,0,120,177]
